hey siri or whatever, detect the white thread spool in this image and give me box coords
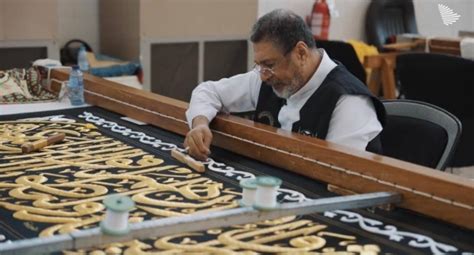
[100,195,135,236]
[254,176,282,210]
[239,178,257,207]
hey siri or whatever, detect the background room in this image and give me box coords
[1,1,474,254]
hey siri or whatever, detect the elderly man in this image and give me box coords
[185,9,385,160]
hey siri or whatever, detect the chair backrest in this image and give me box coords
[396,53,474,167]
[315,40,366,83]
[365,0,418,50]
[380,99,462,170]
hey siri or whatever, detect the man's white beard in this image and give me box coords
[273,87,292,99]
[272,77,302,99]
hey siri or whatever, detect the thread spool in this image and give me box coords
[100,195,135,236]
[254,176,282,210]
[239,178,257,207]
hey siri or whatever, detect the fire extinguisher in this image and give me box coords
[309,0,330,40]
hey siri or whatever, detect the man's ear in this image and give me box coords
[294,41,310,62]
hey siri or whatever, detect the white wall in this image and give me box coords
[328,0,371,41]
[4,0,471,57]
[258,0,474,42]
[57,0,99,52]
[414,0,474,38]
[258,0,371,41]
[58,0,472,52]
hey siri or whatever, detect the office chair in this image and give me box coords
[380,99,462,170]
[315,40,367,84]
[396,53,474,167]
[365,0,418,51]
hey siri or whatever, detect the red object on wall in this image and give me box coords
[309,0,330,40]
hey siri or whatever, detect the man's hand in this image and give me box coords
[184,116,213,161]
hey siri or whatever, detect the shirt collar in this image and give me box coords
[287,49,337,104]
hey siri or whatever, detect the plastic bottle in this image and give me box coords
[68,65,85,105]
[77,45,89,72]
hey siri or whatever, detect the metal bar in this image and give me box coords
[0,234,73,255]
[0,192,400,255]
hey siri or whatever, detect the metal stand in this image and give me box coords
[0,192,400,255]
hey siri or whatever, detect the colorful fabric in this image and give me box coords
[0,66,60,104]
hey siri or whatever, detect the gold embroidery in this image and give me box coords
[0,120,380,253]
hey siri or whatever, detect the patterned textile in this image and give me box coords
[0,66,60,104]
[0,107,473,254]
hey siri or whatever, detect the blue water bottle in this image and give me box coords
[68,65,85,105]
[77,45,89,72]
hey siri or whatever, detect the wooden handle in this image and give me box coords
[47,133,66,145]
[21,133,66,153]
[171,148,205,173]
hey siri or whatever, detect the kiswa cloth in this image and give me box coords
[0,66,60,104]
[0,107,473,254]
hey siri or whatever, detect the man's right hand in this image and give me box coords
[184,116,213,161]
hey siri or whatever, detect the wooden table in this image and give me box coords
[364,53,398,99]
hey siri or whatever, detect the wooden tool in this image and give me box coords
[171,148,205,173]
[21,133,66,153]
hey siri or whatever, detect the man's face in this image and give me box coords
[253,41,305,99]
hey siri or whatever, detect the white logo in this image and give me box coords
[437,4,461,26]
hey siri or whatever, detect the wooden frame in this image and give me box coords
[51,69,474,230]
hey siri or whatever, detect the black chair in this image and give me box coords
[380,99,462,170]
[396,53,474,167]
[365,0,418,51]
[315,40,366,83]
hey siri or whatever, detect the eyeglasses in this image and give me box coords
[253,63,276,76]
[252,46,294,77]
[253,56,289,77]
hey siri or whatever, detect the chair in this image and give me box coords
[380,99,462,170]
[396,53,474,167]
[365,0,418,51]
[315,40,366,83]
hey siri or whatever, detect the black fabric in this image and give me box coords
[381,115,447,168]
[315,40,366,83]
[1,107,474,254]
[254,65,385,153]
[365,0,418,50]
[396,53,474,166]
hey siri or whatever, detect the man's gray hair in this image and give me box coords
[250,9,316,54]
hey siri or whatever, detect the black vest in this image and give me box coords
[254,64,385,153]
